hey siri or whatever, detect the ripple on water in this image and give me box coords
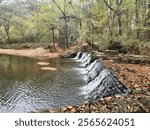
[0,55,86,112]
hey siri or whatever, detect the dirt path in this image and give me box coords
[0,47,62,59]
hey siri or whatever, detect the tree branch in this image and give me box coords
[0,16,11,23]
[52,0,65,16]
[103,0,114,12]
[103,0,118,15]
[69,2,80,19]
[119,0,123,5]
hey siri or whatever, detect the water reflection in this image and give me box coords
[0,55,86,112]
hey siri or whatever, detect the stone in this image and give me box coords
[41,67,57,71]
[37,62,50,66]
[120,54,150,64]
[105,50,119,56]
[20,44,31,49]
[90,51,105,62]
[60,51,76,58]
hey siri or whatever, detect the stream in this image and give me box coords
[0,54,86,112]
[0,52,129,113]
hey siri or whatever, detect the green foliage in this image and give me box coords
[0,0,149,50]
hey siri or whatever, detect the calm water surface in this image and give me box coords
[0,54,86,112]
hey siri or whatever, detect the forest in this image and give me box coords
[0,0,149,51]
[0,0,150,113]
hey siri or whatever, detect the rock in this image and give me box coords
[105,50,119,56]
[60,51,76,58]
[41,67,57,71]
[91,51,104,57]
[37,62,50,66]
[90,51,105,61]
[120,54,150,64]
[20,44,31,49]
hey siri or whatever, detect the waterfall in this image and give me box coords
[74,52,82,60]
[80,54,91,67]
[73,52,130,101]
[78,52,88,62]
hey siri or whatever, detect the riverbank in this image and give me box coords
[0,47,62,59]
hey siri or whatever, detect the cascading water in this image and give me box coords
[74,52,82,60]
[78,52,88,62]
[80,54,91,67]
[73,52,130,101]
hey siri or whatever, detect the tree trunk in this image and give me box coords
[146,2,150,40]
[103,0,123,36]
[135,0,140,39]
[143,1,147,27]
[20,26,26,43]
[52,27,56,50]
[4,25,11,44]
[118,13,122,36]
[64,24,69,49]
[79,20,83,44]
[107,0,113,36]
[87,20,94,45]
[116,0,123,36]
[124,9,130,35]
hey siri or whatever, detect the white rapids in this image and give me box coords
[72,52,130,101]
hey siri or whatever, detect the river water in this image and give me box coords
[0,54,86,112]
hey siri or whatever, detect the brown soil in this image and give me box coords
[0,47,63,59]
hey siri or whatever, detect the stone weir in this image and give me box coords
[73,52,130,101]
